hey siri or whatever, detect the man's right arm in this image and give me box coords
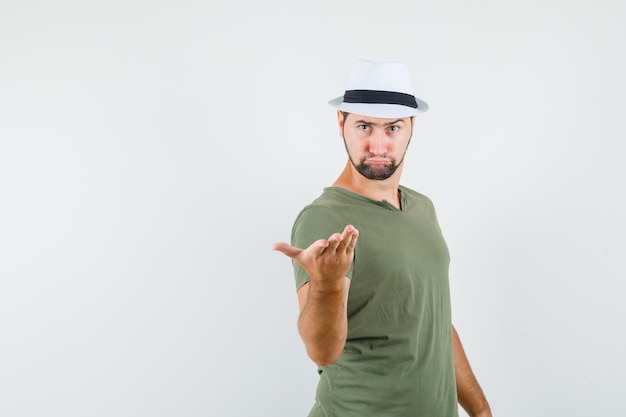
[296,276,351,366]
[272,224,358,366]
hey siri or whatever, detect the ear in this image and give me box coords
[337,110,345,136]
[337,110,344,127]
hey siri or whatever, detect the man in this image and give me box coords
[272,60,492,417]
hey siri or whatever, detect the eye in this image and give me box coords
[388,125,400,133]
[358,124,370,131]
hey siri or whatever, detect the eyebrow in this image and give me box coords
[353,119,405,127]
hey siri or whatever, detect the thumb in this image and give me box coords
[271,242,302,259]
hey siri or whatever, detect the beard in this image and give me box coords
[351,156,401,180]
[341,128,411,181]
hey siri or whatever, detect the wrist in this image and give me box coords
[308,276,346,294]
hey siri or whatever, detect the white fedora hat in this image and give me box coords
[329,59,428,118]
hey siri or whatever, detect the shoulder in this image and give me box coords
[290,189,351,245]
[400,185,436,208]
[294,188,355,223]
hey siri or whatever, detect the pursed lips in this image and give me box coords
[365,157,391,165]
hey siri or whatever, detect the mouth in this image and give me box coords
[364,157,392,165]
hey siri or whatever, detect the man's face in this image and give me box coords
[339,111,414,181]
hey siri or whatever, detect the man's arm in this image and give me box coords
[296,277,350,365]
[452,325,492,417]
[272,225,358,366]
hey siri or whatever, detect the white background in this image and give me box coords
[1,1,625,416]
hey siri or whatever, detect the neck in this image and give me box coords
[333,160,403,208]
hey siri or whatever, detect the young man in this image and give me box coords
[273,60,492,417]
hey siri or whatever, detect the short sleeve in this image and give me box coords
[290,205,354,290]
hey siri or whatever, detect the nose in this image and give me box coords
[369,130,387,155]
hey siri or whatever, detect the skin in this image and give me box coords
[272,111,492,417]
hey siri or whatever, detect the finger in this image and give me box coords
[337,225,359,251]
[344,226,359,251]
[342,224,357,239]
[271,242,303,259]
[325,232,343,252]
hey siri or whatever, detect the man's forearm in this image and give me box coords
[452,325,492,417]
[298,279,349,366]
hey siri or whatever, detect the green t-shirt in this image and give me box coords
[291,186,458,417]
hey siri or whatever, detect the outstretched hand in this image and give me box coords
[272,225,359,290]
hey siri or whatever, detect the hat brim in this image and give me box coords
[328,96,429,118]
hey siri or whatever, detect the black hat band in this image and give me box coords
[343,89,419,109]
